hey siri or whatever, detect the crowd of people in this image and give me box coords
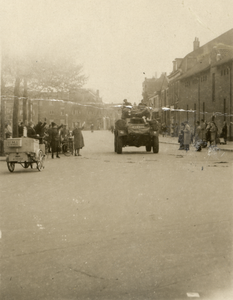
[4,119,85,158]
[178,116,228,151]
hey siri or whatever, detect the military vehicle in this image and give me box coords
[114,105,159,154]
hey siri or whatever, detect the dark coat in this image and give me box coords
[27,127,37,138]
[72,128,84,149]
[221,124,227,139]
[18,125,24,137]
[50,125,62,152]
[34,122,46,136]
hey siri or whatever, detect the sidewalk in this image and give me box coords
[159,135,233,152]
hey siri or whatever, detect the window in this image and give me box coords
[185,81,190,87]
[49,110,54,115]
[49,101,54,106]
[60,109,65,116]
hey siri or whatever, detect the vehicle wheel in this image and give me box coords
[146,145,151,152]
[153,136,159,153]
[117,136,122,154]
[37,151,44,171]
[114,135,117,152]
[62,144,72,156]
[7,162,15,172]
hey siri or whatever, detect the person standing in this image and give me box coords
[51,122,63,159]
[200,119,207,147]
[195,121,202,151]
[72,122,85,156]
[221,121,228,144]
[178,123,185,150]
[18,122,24,137]
[161,123,167,137]
[5,122,12,138]
[34,119,47,137]
[209,116,218,146]
[183,121,191,150]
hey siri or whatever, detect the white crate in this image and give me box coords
[4,138,39,153]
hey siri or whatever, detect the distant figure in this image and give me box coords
[195,121,202,151]
[18,122,24,137]
[50,122,63,159]
[123,99,132,106]
[200,119,207,148]
[5,122,12,138]
[208,116,218,146]
[161,123,167,137]
[60,125,69,141]
[138,100,147,109]
[183,121,191,150]
[90,124,94,132]
[34,120,47,137]
[72,122,85,156]
[178,123,185,150]
[27,122,38,139]
[221,121,228,144]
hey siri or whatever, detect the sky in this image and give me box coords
[1,0,233,103]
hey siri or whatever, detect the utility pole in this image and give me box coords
[12,77,20,138]
[0,43,5,155]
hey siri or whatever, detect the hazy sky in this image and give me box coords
[1,0,233,103]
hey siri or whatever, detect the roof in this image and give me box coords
[170,28,233,80]
[179,54,210,80]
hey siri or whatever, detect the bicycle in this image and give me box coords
[61,138,74,156]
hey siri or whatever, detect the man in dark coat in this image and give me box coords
[50,122,63,159]
[27,122,39,139]
[34,120,47,137]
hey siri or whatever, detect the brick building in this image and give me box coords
[166,29,233,139]
[2,88,120,133]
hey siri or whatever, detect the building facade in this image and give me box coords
[166,29,233,139]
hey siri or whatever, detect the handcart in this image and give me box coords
[4,137,45,172]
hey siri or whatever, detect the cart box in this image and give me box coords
[4,138,39,153]
[5,138,22,147]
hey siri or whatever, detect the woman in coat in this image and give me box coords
[72,122,85,156]
[183,121,191,150]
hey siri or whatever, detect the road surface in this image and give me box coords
[0,131,232,300]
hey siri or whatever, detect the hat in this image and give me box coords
[51,122,56,127]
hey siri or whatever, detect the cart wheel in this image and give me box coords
[62,144,72,156]
[37,151,44,171]
[7,162,15,172]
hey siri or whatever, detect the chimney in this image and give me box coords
[193,37,200,51]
